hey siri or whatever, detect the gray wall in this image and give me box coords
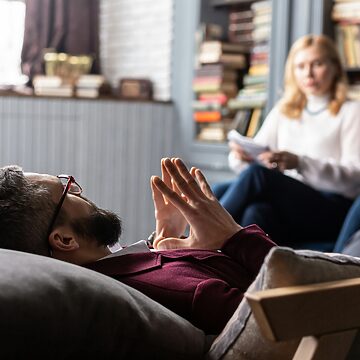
[0,96,175,245]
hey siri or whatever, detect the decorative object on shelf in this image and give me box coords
[118,79,153,100]
[44,50,93,84]
[33,50,96,98]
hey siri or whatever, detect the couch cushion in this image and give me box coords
[0,248,206,360]
[207,246,360,360]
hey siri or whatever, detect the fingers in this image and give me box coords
[152,176,192,215]
[191,167,215,199]
[161,159,172,188]
[162,158,203,199]
[150,176,166,210]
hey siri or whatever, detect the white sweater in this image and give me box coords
[228,96,360,199]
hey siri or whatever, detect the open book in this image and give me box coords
[227,129,269,158]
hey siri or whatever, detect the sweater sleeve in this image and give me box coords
[297,101,360,198]
[221,225,277,277]
[191,225,276,335]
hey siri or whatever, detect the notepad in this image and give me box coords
[227,129,269,158]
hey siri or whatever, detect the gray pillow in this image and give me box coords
[207,246,360,360]
[0,248,206,359]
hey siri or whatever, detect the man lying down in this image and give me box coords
[0,158,276,335]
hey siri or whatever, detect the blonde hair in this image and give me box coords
[278,34,348,118]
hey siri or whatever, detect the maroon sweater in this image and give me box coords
[85,225,276,334]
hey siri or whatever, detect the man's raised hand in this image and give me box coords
[151,158,242,250]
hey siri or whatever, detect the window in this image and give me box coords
[0,0,27,86]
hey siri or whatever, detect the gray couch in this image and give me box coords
[4,246,360,359]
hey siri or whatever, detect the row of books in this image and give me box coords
[196,107,264,142]
[332,0,360,69]
[228,8,253,49]
[192,35,249,140]
[332,0,360,100]
[193,1,272,143]
[334,24,360,69]
[33,75,109,98]
[228,1,271,113]
[332,0,360,23]
[232,108,264,137]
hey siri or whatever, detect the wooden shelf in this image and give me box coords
[210,0,254,7]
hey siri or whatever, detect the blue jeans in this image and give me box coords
[333,196,360,252]
[212,163,353,247]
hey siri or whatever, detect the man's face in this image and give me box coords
[25,172,93,221]
[24,172,121,248]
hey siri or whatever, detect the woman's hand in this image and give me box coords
[229,141,254,162]
[258,151,299,171]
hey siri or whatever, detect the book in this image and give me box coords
[243,74,268,86]
[198,92,229,105]
[192,80,238,94]
[75,75,110,98]
[33,75,63,87]
[229,10,253,22]
[76,83,111,98]
[197,23,224,41]
[199,52,247,69]
[76,74,105,88]
[192,100,222,111]
[228,97,267,110]
[193,110,222,122]
[200,41,250,54]
[248,64,269,76]
[231,109,252,135]
[195,64,238,79]
[228,22,254,33]
[34,85,73,97]
[197,123,226,142]
[227,129,268,157]
[246,108,263,137]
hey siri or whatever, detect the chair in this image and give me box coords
[246,277,360,360]
[206,247,360,360]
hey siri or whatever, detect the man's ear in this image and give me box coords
[48,226,80,253]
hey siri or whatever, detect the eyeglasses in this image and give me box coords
[46,175,82,243]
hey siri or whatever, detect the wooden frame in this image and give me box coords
[245,278,360,360]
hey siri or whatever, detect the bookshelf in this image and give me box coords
[332,0,360,101]
[171,0,333,182]
[210,0,256,7]
[193,0,271,144]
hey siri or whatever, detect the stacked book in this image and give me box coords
[332,0,360,68]
[228,0,272,137]
[193,40,248,142]
[33,76,73,97]
[228,9,254,51]
[332,0,360,100]
[76,75,110,98]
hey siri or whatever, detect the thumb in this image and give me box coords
[154,237,189,250]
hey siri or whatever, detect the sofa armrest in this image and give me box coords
[245,278,360,360]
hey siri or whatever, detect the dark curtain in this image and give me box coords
[21,0,100,81]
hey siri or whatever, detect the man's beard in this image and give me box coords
[70,207,122,248]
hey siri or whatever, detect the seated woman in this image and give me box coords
[334,196,360,254]
[213,34,360,249]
